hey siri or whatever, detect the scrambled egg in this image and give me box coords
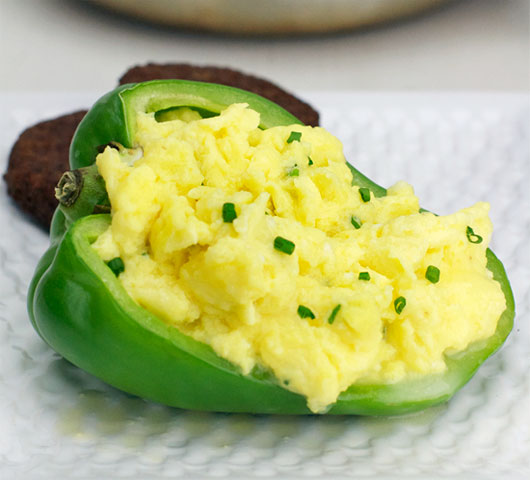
[92,104,506,413]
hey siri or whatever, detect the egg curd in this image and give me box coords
[92,103,506,413]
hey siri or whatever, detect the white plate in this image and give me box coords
[1,92,529,479]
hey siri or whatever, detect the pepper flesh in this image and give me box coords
[28,81,515,415]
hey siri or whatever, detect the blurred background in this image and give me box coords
[0,0,528,93]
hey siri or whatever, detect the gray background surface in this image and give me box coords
[1,0,528,92]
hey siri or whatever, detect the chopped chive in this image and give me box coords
[107,257,125,276]
[274,236,295,255]
[287,131,302,143]
[308,156,314,166]
[222,202,237,223]
[327,304,341,324]
[350,216,362,229]
[358,272,371,281]
[298,305,315,319]
[466,226,483,244]
[394,296,406,314]
[425,265,440,284]
[359,187,371,203]
[382,325,388,339]
[288,168,300,177]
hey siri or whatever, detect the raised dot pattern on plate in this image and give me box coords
[0,92,528,479]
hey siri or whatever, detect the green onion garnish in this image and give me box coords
[222,202,237,223]
[350,216,362,229]
[298,305,315,319]
[359,188,371,203]
[394,296,406,314]
[288,168,300,177]
[274,236,295,255]
[425,265,440,284]
[466,226,483,244]
[358,272,370,281]
[308,156,314,166]
[327,304,341,324]
[107,257,125,276]
[287,131,302,143]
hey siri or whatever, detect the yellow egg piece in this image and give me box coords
[92,103,505,413]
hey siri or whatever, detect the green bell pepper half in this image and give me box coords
[27,80,515,415]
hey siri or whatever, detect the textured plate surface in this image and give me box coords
[1,92,529,479]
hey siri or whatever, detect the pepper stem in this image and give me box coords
[55,164,110,225]
[55,170,83,206]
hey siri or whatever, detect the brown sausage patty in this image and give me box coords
[4,111,87,229]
